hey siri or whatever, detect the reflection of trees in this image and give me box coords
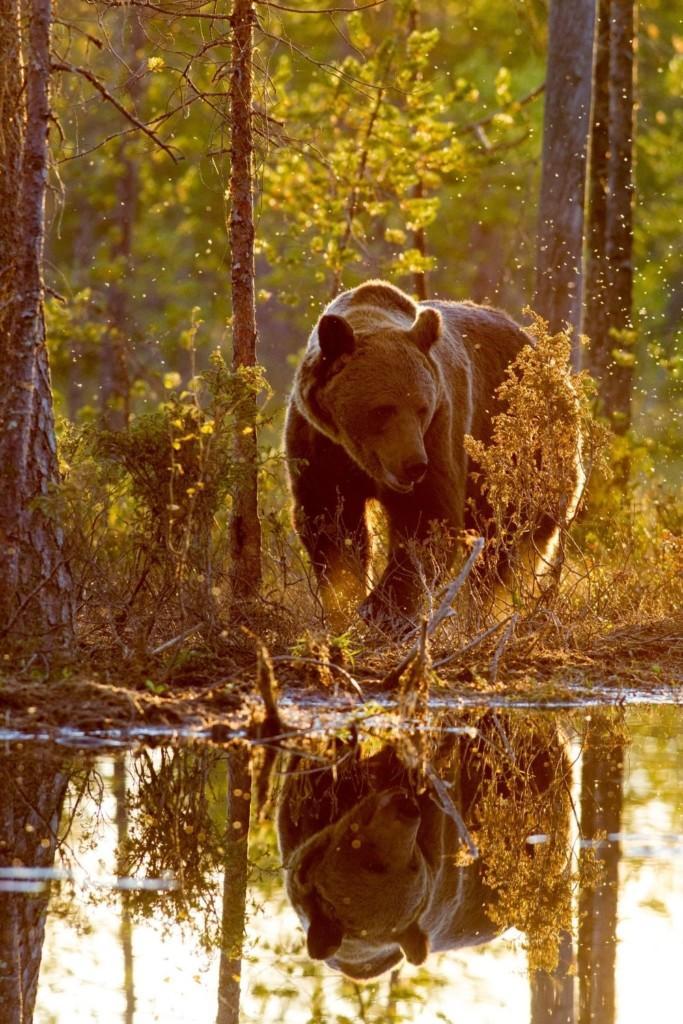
[216,744,252,1024]
[578,713,626,1024]
[113,757,135,1024]
[0,746,68,1023]
[530,927,575,1024]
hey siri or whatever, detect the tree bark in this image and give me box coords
[535,0,596,367]
[605,0,636,431]
[216,746,252,1024]
[0,0,73,651]
[228,0,262,610]
[584,0,611,383]
[585,0,637,434]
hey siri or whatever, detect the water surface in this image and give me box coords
[1,705,682,1023]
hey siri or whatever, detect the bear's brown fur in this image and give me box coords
[285,279,576,628]
[278,719,570,979]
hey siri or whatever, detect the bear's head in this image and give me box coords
[285,786,433,978]
[297,306,444,494]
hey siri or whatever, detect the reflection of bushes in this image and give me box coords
[119,747,226,947]
[470,713,572,973]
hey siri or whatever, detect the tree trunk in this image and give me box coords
[605,0,637,432]
[584,0,611,382]
[578,716,624,1024]
[407,6,427,301]
[585,0,637,434]
[0,748,69,1023]
[228,0,262,611]
[535,0,596,367]
[216,746,252,1024]
[0,0,73,651]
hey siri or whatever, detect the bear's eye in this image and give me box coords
[367,404,396,431]
[417,404,429,421]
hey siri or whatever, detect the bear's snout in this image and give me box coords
[376,788,421,821]
[401,457,428,486]
[389,792,420,820]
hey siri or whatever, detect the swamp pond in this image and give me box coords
[2,702,682,1024]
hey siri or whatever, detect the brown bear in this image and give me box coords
[277,717,570,979]
[285,279,578,629]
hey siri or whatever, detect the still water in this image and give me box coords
[1,705,682,1023]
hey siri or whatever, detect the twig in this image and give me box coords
[150,623,202,656]
[257,0,387,12]
[432,615,512,669]
[489,613,519,682]
[456,82,545,136]
[491,713,517,766]
[381,537,485,688]
[270,654,363,698]
[398,618,431,719]
[51,61,180,162]
[425,763,478,859]
[425,538,486,640]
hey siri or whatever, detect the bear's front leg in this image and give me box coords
[294,496,370,628]
[360,493,462,634]
[286,409,373,627]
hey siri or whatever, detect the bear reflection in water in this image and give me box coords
[278,715,570,979]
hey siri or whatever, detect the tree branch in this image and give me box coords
[51,61,180,162]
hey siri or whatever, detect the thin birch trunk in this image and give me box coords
[228,0,262,610]
[535,0,596,367]
[0,0,72,650]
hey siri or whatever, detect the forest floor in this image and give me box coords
[1,612,680,740]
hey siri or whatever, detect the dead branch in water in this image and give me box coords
[382,537,485,688]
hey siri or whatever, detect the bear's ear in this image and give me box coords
[397,921,429,965]
[318,314,356,362]
[408,307,441,353]
[307,909,344,960]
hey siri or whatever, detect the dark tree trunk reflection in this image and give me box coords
[0,748,68,1024]
[216,745,252,1024]
[578,716,625,1024]
[113,757,136,1024]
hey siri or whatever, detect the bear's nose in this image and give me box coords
[383,790,420,820]
[402,458,428,484]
